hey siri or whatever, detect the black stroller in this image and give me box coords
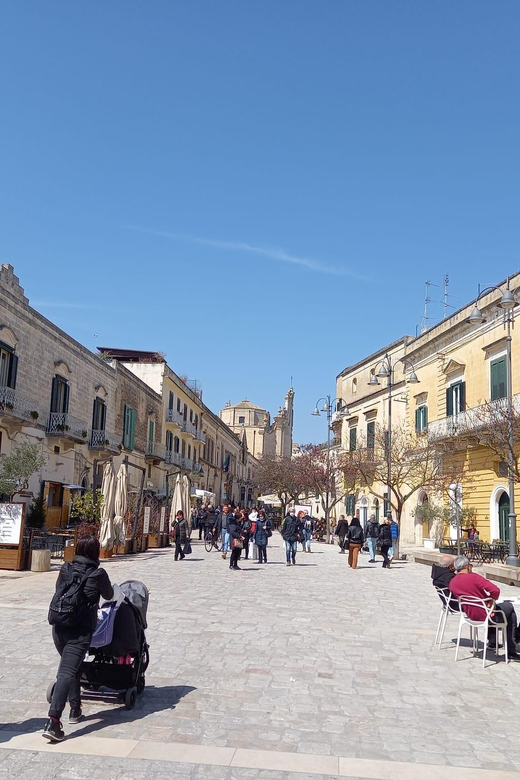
[46,580,150,711]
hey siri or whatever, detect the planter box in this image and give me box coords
[148,534,161,548]
[99,547,114,559]
[423,538,436,550]
[64,544,75,562]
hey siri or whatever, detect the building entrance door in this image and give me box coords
[499,492,510,542]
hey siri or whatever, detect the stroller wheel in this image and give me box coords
[46,682,56,704]
[125,687,137,710]
[137,676,145,695]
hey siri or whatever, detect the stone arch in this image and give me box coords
[54,360,72,377]
[489,484,508,542]
[0,325,18,348]
[415,489,430,544]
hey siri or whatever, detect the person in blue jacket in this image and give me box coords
[387,512,399,561]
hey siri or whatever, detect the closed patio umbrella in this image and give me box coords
[170,473,191,530]
[99,461,116,550]
[113,461,128,548]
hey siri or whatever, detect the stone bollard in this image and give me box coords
[31,549,51,572]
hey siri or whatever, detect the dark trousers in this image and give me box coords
[230,547,242,568]
[49,626,92,719]
[381,543,391,567]
[243,533,251,559]
[490,601,518,652]
[174,540,185,560]
[198,522,204,540]
[258,544,267,563]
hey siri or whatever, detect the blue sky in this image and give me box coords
[2,1,520,444]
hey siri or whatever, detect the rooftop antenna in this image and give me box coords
[421,280,439,332]
[441,274,458,318]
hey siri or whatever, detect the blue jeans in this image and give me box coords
[302,529,312,551]
[367,537,377,559]
[285,540,297,563]
[388,544,394,560]
[221,529,230,553]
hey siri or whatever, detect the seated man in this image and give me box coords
[449,555,519,659]
[431,554,459,611]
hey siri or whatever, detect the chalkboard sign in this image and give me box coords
[0,503,24,546]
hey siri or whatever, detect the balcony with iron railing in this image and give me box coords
[146,441,166,461]
[427,394,520,441]
[195,429,207,443]
[0,386,40,424]
[165,450,182,467]
[183,420,197,437]
[166,408,184,427]
[89,429,122,452]
[47,412,89,443]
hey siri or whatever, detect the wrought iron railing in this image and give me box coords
[165,450,182,467]
[47,412,89,441]
[90,429,122,451]
[146,441,166,460]
[195,430,207,443]
[183,420,197,437]
[166,409,184,426]
[0,386,39,423]
[428,394,520,440]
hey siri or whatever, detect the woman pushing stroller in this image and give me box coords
[43,534,121,743]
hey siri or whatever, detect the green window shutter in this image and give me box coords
[123,405,129,446]
[415,408,420,431]
[148,419,155,443]
[446,387,453,417]
[129,409,136,449]
[349,427,357,451]
[459,381,466,412]
[423,405,428,428]
[491,357,507,401]
[367,421,375,448]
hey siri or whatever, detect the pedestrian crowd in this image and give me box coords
[334,510,399,569]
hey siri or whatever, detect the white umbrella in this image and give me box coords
[170,474,191,530]
[113,462,128,548]
[99,461,116,550]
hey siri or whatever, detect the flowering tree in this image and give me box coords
[255,455,307,519]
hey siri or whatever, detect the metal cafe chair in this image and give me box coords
[455,596,509,667]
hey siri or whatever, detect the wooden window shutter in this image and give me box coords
[7,354,18,389]
[459,381,466,412]
[446,387,453,417]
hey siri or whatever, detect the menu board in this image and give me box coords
[0,503,24,546]
[159,507,166,532]
[143,506,151,535]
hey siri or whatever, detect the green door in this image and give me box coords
[499,492,510,542]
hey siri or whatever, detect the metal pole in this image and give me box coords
[323,395,330,544]
[505,313,519,566]
[387,362,392,517]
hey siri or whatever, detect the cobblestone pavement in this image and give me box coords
[0,537,520,778]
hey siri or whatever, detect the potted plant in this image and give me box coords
[5,402,14,410]
[30,410,39,420]
[81,430,88,438]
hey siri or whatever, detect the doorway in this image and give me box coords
[499,492,510,542]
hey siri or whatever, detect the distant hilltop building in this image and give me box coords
[220,388,294,460]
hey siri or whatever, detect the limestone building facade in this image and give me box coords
[220,388,294,460]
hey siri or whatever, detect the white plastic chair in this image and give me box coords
[455,596,509,667]
[434,586,459,648]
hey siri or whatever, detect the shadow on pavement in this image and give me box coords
[0,685,196,739]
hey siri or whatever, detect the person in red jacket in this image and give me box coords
[449,556,519,659]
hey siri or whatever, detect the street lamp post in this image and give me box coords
[312,395,348,543]
[368,355,419,549]
[469,280,519,567]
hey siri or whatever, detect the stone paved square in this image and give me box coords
[0,538,519,778]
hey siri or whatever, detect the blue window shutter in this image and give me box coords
[51,377,60,413]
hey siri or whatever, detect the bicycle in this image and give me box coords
[204,530,221,552]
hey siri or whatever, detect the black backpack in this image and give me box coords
[48,564,92,628]
[242,518,252,532]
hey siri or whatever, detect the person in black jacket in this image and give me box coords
[172,510,189,561]
[336,515,349,554]
[364,514,380,563]
[282,511,301,566]
[228,511,244,570]
[346,517,364,569]
[43,535,116,743]
[431,555,459,611]
[379,518,393,568]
